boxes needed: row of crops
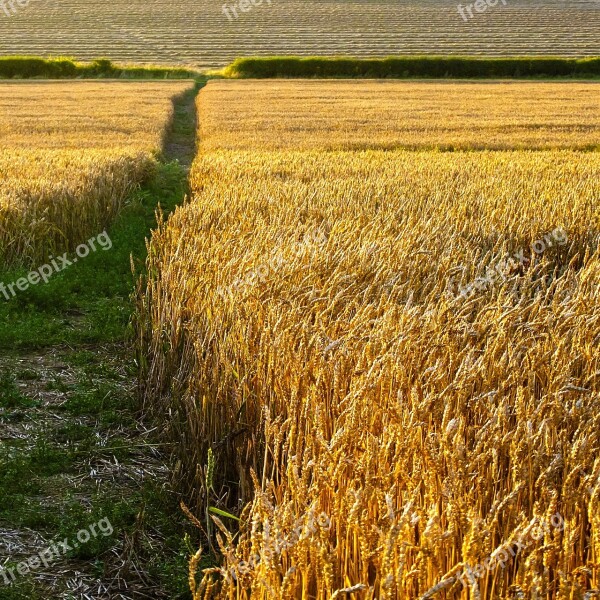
[1,0,599,68]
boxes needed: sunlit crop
[139,81,600,600]
[0,81,194,266]
[198,80,600,151]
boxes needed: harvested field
[139,82,600,599]
[0,81,194,266]
[0,0,599,69]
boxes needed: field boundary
[5,55,600,81]
[0,56,202,80]
[221,55,600,79]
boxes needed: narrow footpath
[0,82,201,600]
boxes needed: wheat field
[0,81,193,266]
[138,81,600,599]
[198,81,600,151]
[1,0,599,68]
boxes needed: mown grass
[0,162,196,594]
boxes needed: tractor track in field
[0,345,172,600]
[0,82,202,600]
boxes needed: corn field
[138,81,600,599]
[0,81,193,266]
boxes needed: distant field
[199,80,600,151]
[141,81,600,598]
[1,0,599,68]
[0,81,189,149]
[0,81,193,266]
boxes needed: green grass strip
[222,55,600,79]
[0,56,201,79]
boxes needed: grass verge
[0,159,189,349]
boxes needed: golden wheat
[140,82,600,600]
[0,81,194,266]
[198,80,600,152]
